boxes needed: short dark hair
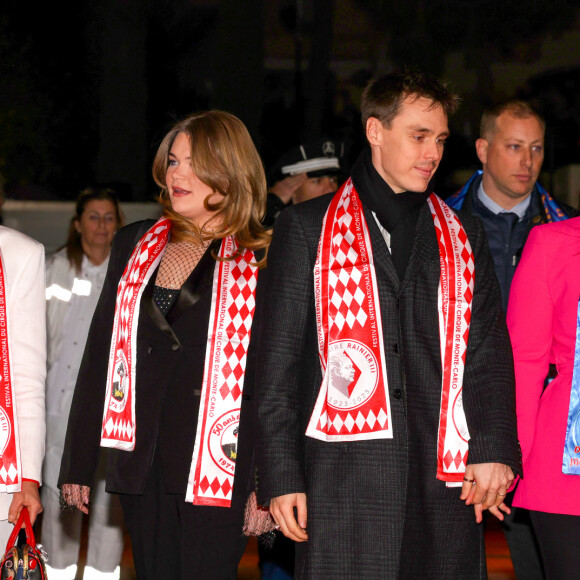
[361,71,460,130]
[480,100,545,141]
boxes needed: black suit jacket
[256,194,520,579]
[59,220,259,511]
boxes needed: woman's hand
[270,492,308,542]
[61,483,91,514]
[460,463,514,523]
[8,481,42,525]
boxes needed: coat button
[147,346,152,354]
[393,389,402,399]
[171,344,180,351]
[392,343,398,353]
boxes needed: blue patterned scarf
[563,298,580,474]
[447,170,568,223]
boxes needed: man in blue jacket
[448,100,577,579]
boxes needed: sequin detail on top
[153,285,180,316]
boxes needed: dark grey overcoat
[256,192,520,579]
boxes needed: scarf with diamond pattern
[100,219,258,506]
[307,180,475,484]
[0,249,22,492]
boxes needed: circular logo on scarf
[109,349,129,413]
[208,409,241,476]
[326,340,378,410]
[0,408,11,456]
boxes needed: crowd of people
[0,70,577,580]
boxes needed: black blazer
[59,220,260,510]
[256,194,521,579]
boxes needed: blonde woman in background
[42,187,123,579]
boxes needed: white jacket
[44,248,108,491]
[0,226,46,519]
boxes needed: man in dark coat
[447,101,578,580]
[447,100,578,313]
[256,71,521,579]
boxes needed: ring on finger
[463,477,474,483]
[497,492,507,497]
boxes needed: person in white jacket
[42,187,123,580]
[0,225,46,548]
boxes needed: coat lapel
[141,269,177,343]
[140,239,221,339]
[363,205,400,294]
[362,202,438,296]
[400,203,438,293]
[166,239,220,326]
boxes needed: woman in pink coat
[507,216,580,579]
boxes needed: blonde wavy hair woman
[153,110,270,258]
[59,110,271,579]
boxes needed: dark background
[1,0,579,201]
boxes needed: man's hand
[269,492,308,542]
[460,463,514,523]
[8,481,42,525]
[269,174,308,204]
[61,483,91,515]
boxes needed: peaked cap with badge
[273,138,346,180]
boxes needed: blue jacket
[447,171,577,312]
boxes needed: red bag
[0,507,47,579]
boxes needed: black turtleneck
[351,148,428,280]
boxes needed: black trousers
[500,493,544,580]
[529,510,580,580]
[119,455,247,580]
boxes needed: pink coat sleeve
[507,226,553,466]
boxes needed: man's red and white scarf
[307,180,475,484]
[101,219,258,506]
[0,250,22,492]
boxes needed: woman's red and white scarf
[101,219,258,506]
[0,250,22,492]
[307,180,475,484]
